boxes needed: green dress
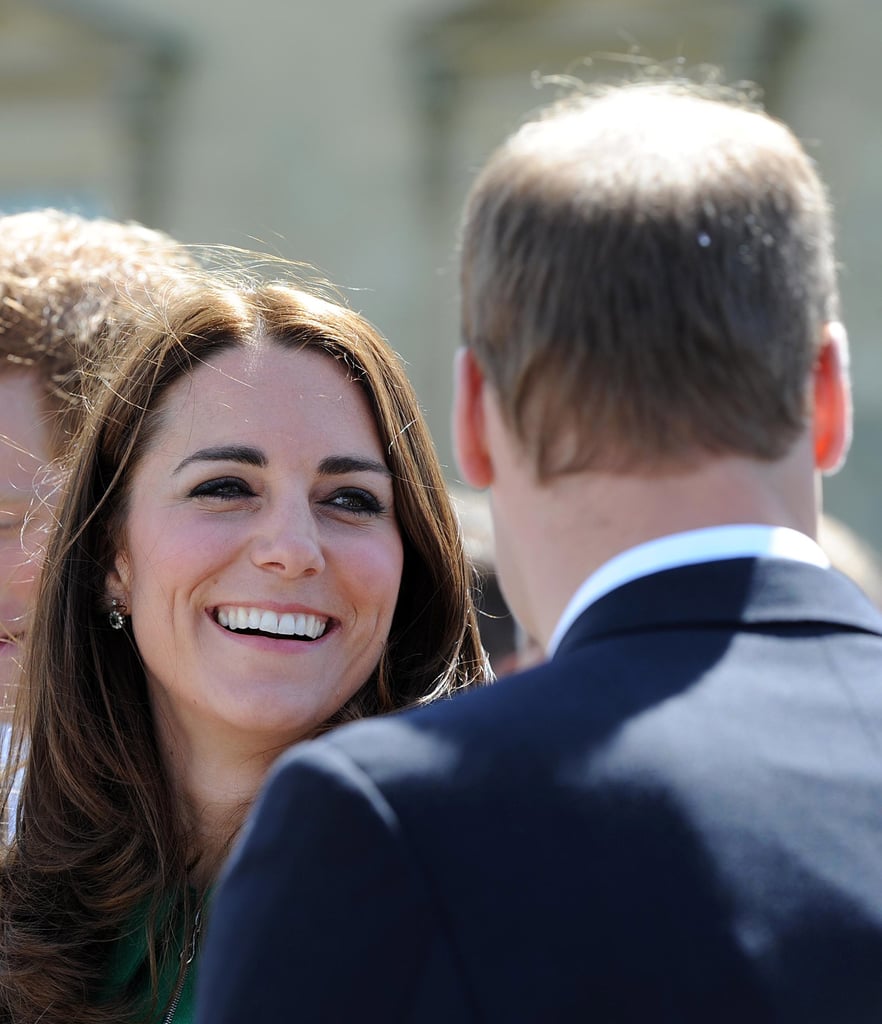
[103,900,203,1024]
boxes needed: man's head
[0,209,194,707]
[457,80,847,479]
[0,209,194,455]
[453,79,850,645]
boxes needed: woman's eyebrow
[173,444,267,475]
[318,455,391,477]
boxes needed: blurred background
[0,0,878,541]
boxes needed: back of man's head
[460,80,839,479]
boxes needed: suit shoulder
[255,670,543,828]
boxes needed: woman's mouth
[214,606,329,641]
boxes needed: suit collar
[548,526,829,655]
[554,558,882,659]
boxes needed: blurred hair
[460,78,840,478]
[0,208,195,455]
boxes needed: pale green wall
[3,0,880,543]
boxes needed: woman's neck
[152,714,288,889]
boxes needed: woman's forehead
[144,343,386,465]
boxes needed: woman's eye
[188,477,255,501]
[327,488,385,515]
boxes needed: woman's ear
[104,550,131,611]
[452,347,494,489]
[813,321,852,475]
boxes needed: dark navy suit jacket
[197,558,882,1023]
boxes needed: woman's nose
[250,503,326,578]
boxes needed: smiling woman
[111,341,407,775]
[0,276,487,1024]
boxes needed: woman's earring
[109,598,128,631]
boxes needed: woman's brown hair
[0,275,486,1022]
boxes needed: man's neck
[494,446,820,651]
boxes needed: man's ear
[452,347,494,489]
[813,321,852,475]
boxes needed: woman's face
[108,343,404,756]
[0,372,54,706]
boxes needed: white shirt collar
[546,524,830,657]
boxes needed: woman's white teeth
[217,607,327,639]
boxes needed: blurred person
[0,209,194,717]
[453,485,542,673]
[819,512,882,607]
[452,484,518,669]
[0,275,486,1023]
[199,78,882,1023]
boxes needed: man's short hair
[459,80,840,478]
